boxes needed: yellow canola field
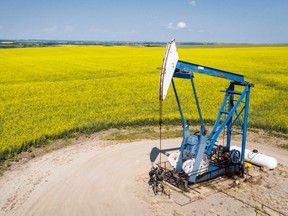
[0,45,287,159]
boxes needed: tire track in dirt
[0,138,287,216]
[0,140,159,216]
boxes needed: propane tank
[230,145,277,170]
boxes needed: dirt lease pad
[0,138,287,216]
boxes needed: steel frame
[170,60,253,183]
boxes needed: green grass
[102,126,182,142]
[0,45,287,160]
[279,144,288,150]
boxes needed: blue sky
[0,0,287,43]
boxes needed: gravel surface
[0,138,287,216]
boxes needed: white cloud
[41,26,57,33]
[165,22,188,30]
[89,27,105,33]
[189,0,196,6]
[64,25,74,32]
[166,22,176,29]
[177,22,187,29]
[197,29,205,33]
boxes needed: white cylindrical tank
[230,145,277,170]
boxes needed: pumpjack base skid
[156,157,244,191]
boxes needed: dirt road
[0,138,287,216]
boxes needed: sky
[0,0,288,43]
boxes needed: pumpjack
[153,39,254,190]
